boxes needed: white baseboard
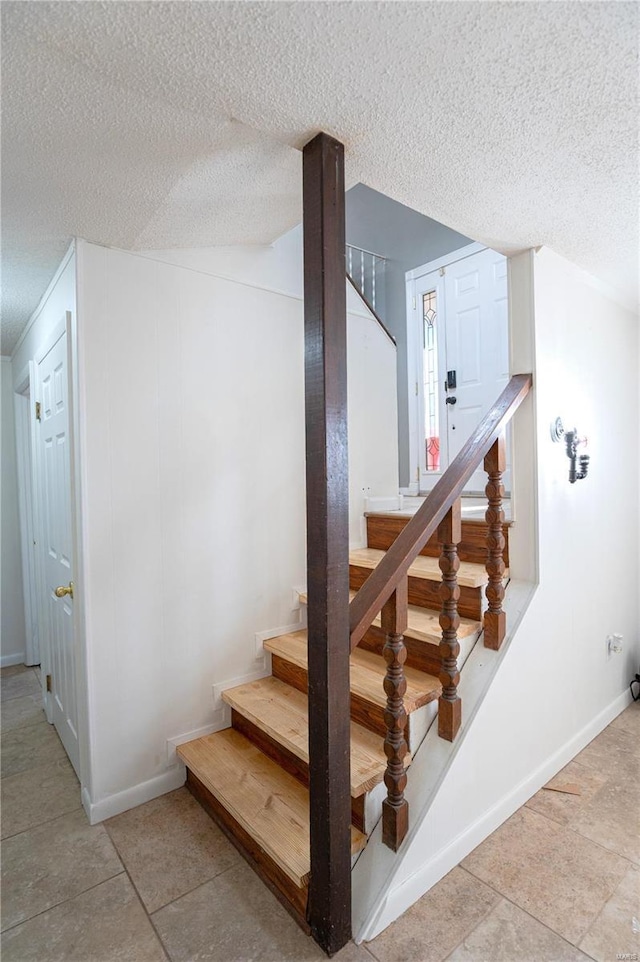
[82,766,186,825]
[163,615,306,773]
[399,484,419,497]
[84,612,306,825]
[203,619,304,730]
[356,686,633,943]
[166,720,230,765]
[291,586,307,611]
[364,495,403,514]
[1,652,26,668]
[253,619,304,661]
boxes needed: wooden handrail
[349,373,533,649]
[346,273,397,346]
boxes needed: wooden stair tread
[349,547,503,589]
[364,510,513,525]
[177,728,367,888]
[300,592,481,645]
[223,676,389,797]
[264,631,440,712]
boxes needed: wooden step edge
[364,511,513,525]
[264,633,441,713]
[349,548,502,589]
[298,592,482,645]
[177,729,311,888]
[222,676,394,797]
[269,653,439,742]
[177,729,367,888]
[185,769,309,932]
[230,707,391,813]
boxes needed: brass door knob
[54,582,74,600]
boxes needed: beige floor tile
[0,664,32,677]
[525,760,609,825]
[366,867,499,962]
[447,898,594,961]
[1,721,67,778]
[462,807,629,945]
[106,786,242,912]
[574,727,638,782]
[609,702,640,740]
[1,808,124,930]
[1,758,81,839]
[570,778,640,864]
[0,873,167,962]
[153,860,368,962]
[580,865,640,962]
[1,693,46,733]
[1,668,41,703]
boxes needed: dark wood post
[302,132,352,955]
[437,500,462,741]
[484,433,507,650]
[381,577,409,851]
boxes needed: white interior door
[36,330,80,774]
[414,247,510,494]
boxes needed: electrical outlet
[606,633,623,656]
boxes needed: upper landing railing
[346,246,396,346]
[346,273,396,345]
[347,243,385,313]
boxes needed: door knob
[445,396,457,405]
[54,582,74,600]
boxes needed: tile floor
[2,663,638,962]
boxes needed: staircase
[177,507,507,932]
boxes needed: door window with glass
[411,247,510,494]
[422,289,441,473]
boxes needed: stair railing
[346,273,396,346]
[302,129,532,954]
[346,244,387,316]
[349,373,533,851]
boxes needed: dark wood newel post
[303,132,352,955]
[484,433,507,650]
[381,577,409,851]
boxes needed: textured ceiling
[2,1,638,353]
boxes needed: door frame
[13,364,41,668]
[405,241,489,495]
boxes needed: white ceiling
[2,1,638,353]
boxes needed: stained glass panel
[423,290,440,472]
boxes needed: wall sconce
[551,417,590,483]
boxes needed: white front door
[413,246,510,493]
[36,330,80,774]
[443,248,510,492]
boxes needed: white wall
[348,285,399,547]
[354,247,640,940]
[1,357,27,665]
[77,230,398,819]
